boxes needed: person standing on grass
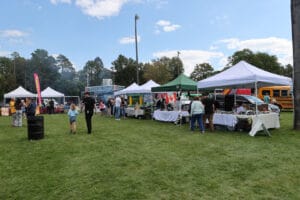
[25,97,36,118]
[49,99,55,114]
[82,92,95,134]
[120,97,126,118]
[9,98,16,126]
[15,98,23,127]
[202,94,215,132]
[68,103,79,134]
[190,96,205,133]
[99,100,106,115]
[114,95,121,120]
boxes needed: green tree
[153,56,184,80]
[56,54,75,80]
[169,56,184,79]
[281,64,293,78]
[28,49,60,91]
[0,57,16,99]
[190,63,214,81]
[83,57,104,86]
[227,49,282,74]
[143,61,173,85]
[11,52,27,87]
[112,55,140,86]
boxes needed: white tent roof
[197,61,292,89]
[4,86,36,98]
[130,80,160,94]
[41,87,64,98]
[114,82,140,96]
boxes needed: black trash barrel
[27,116,44,140]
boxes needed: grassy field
[0,112,300,200]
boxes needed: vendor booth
[125,80,160,118]
[41,87,65,113]
[2,86,37,116]
[151,74,197,123]
[114,81,160,118]
[41,87,64,98]
[4,86,36,99]
[197,60,292,136]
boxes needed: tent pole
[234,88,236,111]
[255,82,258,115]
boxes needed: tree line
[0,48,292,101]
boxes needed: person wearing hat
[82,92,95,134]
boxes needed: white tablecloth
[213,113,238,127]
[153,110,190,122]
[248,113,280,136]
[125,107,144,118]
[212,112,280,136]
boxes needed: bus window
[273,90,280,97]
[281,90,288,97]
[262,90,270,96]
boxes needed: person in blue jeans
[68,103,79,134]
[114,96,121,120]
[190,96,205,133]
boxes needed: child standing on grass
[68,103,79,134]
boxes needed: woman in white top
[190,96,205,133]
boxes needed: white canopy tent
[197,61,292,90]
[197,60,293,120]
[114,82,140,96]
[4,86,36,99]
[41,87,65,105]
[41,87,64,98]
[130,80,160,94]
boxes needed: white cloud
[50,0,72,4]
[219,37,292,65]
[156,20,181,33]
[209,15,229,25]
[75,0,128,19]
[0,30,27,38]
[0,50,11,57]
[119,35,140,44]
[156,20,170,26]
[153,50,224,76]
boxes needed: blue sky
[0,0,292,75]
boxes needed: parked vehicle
[257,86,293,110]
[212,94,280,113]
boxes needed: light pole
[135,14,139,84]
[177,51,181,75]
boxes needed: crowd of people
[9,97,37,127]
[153,94,217,134]
[8,91,267,135]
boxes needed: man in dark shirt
[25,97,36,118]
[82,92,95,134]
[202,95,215,132]
[49,99,55,114]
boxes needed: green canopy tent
[151,74,197,92]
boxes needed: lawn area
[0,112,300,200]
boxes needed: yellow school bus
[258,86,293,109]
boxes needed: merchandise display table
[153,110,190,122]
[125,107,145,118]
[212,112,280,136]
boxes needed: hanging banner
[34,73,42,106]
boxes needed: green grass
[0,112,300,200]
